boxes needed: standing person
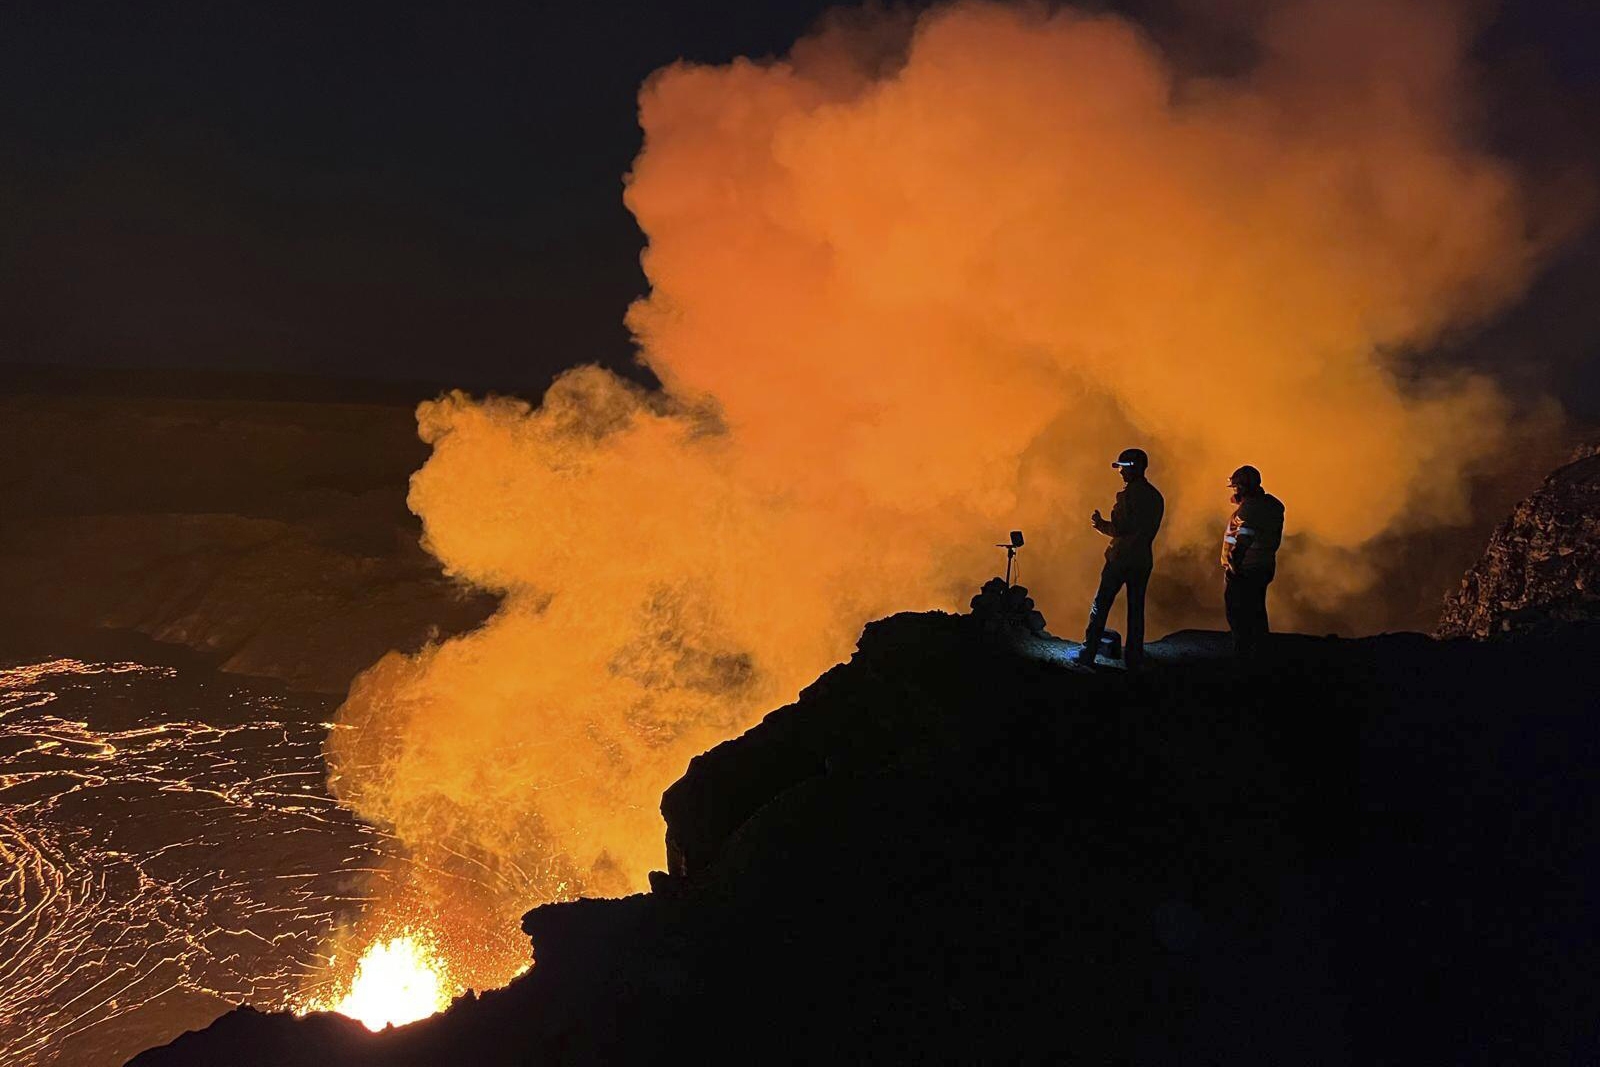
[1078,448,1164,670]
[1220,465,1285,656]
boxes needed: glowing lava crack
[0,656,438,1067]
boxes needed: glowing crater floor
[0,653,402,1067]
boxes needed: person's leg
[1124,566,1150,667]
[1258,573,1273,637]
[1224,572,1244,652]
[1244,573,1272,656]
[1233,573,1268,656]
[1081,563,1125,663]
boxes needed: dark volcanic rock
[1438,443,1600,639]
[967,576,1048,635]
[130,613,1600,1066]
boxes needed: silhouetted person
[1078,448,1164,670]
[1221,465,1285,656]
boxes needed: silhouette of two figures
[1072,450,1284,668]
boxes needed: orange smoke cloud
[322,0,1562,989]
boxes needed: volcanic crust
[130,603,1600,1065]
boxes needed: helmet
[1112,447,1149,472]
[1228,465,1262,491]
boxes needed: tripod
[995,530,1024,586]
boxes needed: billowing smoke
[322,0,1568,989]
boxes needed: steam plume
[322,0,1565,988]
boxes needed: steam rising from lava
[322,0,1569,991]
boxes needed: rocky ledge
[132,606,1600,1065]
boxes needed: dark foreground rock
[1439,443,1600,639]
[131,613,1600,1066]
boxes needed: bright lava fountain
[309,933,456,1031]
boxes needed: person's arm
[1226,532,1254,573]
[1092,494,1125,537]
[1224,501,1259,572]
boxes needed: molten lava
[311,933,456,1032]
[0,656,415,1067]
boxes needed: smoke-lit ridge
[321,0,1567,990]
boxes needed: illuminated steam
[322,0,1566,989]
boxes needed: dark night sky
[3,0,1599,414]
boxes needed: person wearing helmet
[1221,465,1285,656]
[1077,447,1164,670]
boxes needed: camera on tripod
[995,530,1024,586]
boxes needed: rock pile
[968,577,1048,635]
[1438,443,1600,639]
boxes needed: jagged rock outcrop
[1439,444,1600,639]
[131,612,1600,1066]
